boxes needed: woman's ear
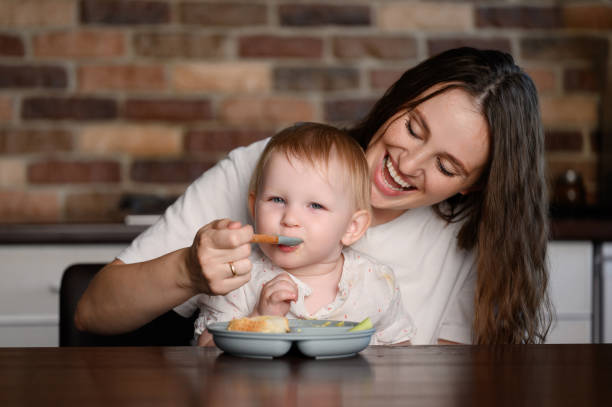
[341,209,371,246]
[248,192,256,221]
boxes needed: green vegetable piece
[348,317,373,332]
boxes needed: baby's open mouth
[383,155,415,192]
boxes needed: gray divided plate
[207,319,375,359]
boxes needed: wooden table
[1,345,611,406]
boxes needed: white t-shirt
[118,138,477,344]
[187,247,415,345]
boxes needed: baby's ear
[341,209,371,246]
[248,192,256,220]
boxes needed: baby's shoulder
[341,248,398,300]
[342,247,396,281]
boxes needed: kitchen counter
[1,217,612,244]
[0,223,148,244]
[2,220,605,244]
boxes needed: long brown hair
[348,47,553,344]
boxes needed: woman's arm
[75,219,253,335]
[75,251,193,335]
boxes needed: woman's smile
[382,155,415,192]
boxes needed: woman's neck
[370,207,405,226]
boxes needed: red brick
[477,6,561,29]
[0,190,61,223]
[123,99,212,122]
[80,0,170,25]
[379,3,472,31]
[33,30,126,58]
[0,97,12,122]
[0,129,73,153]
[79,124,182,156]
[370,69,405,90]
[28,160,120,184]
[0,159,26,187]
[0,34,24,56]
[274,67,359,91]
[172,63,270,93]
[220,97,316,126]
[545,130,583,152]
[185,129,273,153]
[540,95,598,127]
[521,37,608,61]
[130,159,216,183]
[563,5,612,29]
[333,36,416,59]
[179,3,267,26]
[427,38,512,57]
[564,67,602,92]
[0,0,76,28]
[65,192,124,222]
[239,36,323,58]
[279,4,370,26]
[524,67,557,94]
[22,97,117,120]
[134,32,226,58]
[324,98,377,124]
[0,65,67,88]
[78,64,166,91]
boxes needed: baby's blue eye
[310,202,324,210]
[270,197,285,204]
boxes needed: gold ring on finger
[229,261,237,277]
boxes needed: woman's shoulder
[227,137,270,162]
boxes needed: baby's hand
[253,273,298,317]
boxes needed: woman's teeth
[384,156,413,191]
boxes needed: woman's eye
[436,158,456,177]
[405,119,420,139]
[309,202,324,210]
[270,197,285,204]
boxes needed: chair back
[59,263,196,346]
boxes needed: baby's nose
[281,206,300,227]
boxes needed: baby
[195,122,414,345]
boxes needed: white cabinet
[0,241,595,346]
[0,244,126,347]
[545,241,593,343]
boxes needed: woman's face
[365,87,490,224]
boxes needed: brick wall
[0,0,610,223]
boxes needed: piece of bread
[226,315,289,333]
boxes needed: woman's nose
[397,148,426,178]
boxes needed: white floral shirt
[191,247,415,345]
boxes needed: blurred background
[1,0,612,346]
[0,0,610,223]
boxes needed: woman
[75,47,552,344]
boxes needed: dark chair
[59,263,197,346]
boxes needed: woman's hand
[185,218,254,295]
[252,273,298,317]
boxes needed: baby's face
[253,151,356,274]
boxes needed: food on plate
[226,315,290,333]
[348,317,373,332]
